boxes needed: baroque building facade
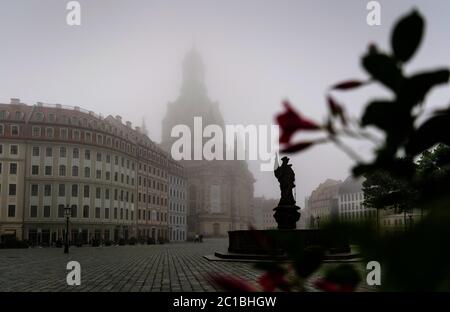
[161,49,255,238]
[338,176,377,223]
[305,179,342,228]
[0,99,174,244]
[168,157,188,241]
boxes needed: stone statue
[274,156,296,206]
[273,156,300,229]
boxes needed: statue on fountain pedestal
[273,156,300,229]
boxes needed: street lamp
[64,205,71,254]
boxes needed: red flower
[276,101,321,144]
[209,274,257,292]
[314,278,356,292]
[331,80,366,90]
[327,96,347,126]
[258,271,289,292]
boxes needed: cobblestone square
[0,239,374,292]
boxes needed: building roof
[338,176,365,194]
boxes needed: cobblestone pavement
[0,239,376,292]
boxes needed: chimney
[10,98,20,105]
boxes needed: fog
[1,0,449,204]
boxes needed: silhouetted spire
[181,47,206,95]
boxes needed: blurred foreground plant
[211,9,450,292]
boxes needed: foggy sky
[1,0,449,204]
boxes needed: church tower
[161,48,255,238]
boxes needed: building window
[0,124,3,135]
[44,127,53,139]
[9,184,16,196]
[32,146,40,156]
[59,165,66,176]
[105,208,110,219]
[85,150,90,160]
[30,205,38,218]
[44,185,51,197]
[8,205,16,217]
[31,184,39,196]
[43,205,50,218]
[10,145,18,155]
[32,126,41,137]
[58,184,65,197]
[85,132,92,142]
[95,207,101,218]
[45,147,52,157]
[114,208,118,219]
[71,184,78,197]
[32,165,39,175]
[73,130,80,141]
[84,185,90,198]
[96,187,101,199]
[60,128,68,140]
[106,171,111,180]
[83,205,89,218]
[96,170,101,179]
[9,163,17,175]
[71,205,77,218]
[11,125,19,136]
[96,152,102,162]
[97,135,103,145]
[59,147,67,158]
[72,166,79,177]
[72,148,79,159]
[58,205,64,218]
[48,113,56,123]
[106,154,111,163]
[105,189,110,200]
[45,166,52,176]
[84,167,90,178]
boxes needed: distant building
[297,196,310,229]
[251,197,278,230]
[168,157,188,241]
[161,48,254,238]
[379,208,423,232]
[338,176,377,223]
[306,179,342,228]
[0,99,175,244]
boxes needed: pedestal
[212,229,353,261]
[273,205,300,230]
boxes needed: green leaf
[362,52,403,91]
[399,69,450,106]
[361,100,411,132]
[405,109,450,155]
[391,10,424,63]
